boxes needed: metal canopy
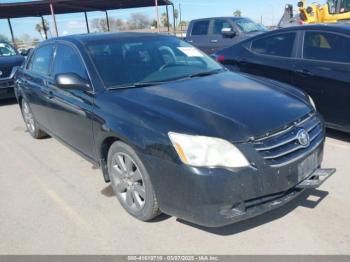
[0,0,172,19]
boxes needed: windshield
[86,36,223,88]
[234,18,267,33]
[0,43,17,57]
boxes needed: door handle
[211,39,218,43]
[238,59,248,65]
[40,88,53,99]
[294,69,314,77]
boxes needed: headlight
[308,95,316,111]
[168,132,249,168]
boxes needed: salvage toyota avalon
[14,33,335,227]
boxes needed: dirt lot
[0,98,349,255]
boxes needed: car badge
[0,70,3,77]
[297,129,310,148]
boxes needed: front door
[47,43,96,159]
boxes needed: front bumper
[141,138,334,227]
[0,79,15,99]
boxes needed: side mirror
[55,73,90,91]
[221,28,236,38]
[20,49,29,56]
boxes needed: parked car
[213,24,350,133]
[15,33,334,227]
[185,17,267,54]
[0,42,25,100]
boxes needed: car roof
[38,32,175,46]
[274,23,350,34]
[189,17,249,22]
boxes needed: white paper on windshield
[0,43,5,48]
[177,47,203,57]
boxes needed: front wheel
[107,141,161,221]
[21,99,47,139]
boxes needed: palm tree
[35,19,50,40]
[233,9,242,17]
[173,9,179,26]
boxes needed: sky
[0,0,301,41]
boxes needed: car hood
[109,72,312,142]
[0,55,25,67]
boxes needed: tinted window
[0,43,16,57]
[29,45,54,76]
[52,44,87,80]
[251,33,296,57]
[340,0,350,12]
[191,20,209,36]
[303,31,350,63]
[87,36,222,88]
[213,20,232,34]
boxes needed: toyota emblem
[297,129,310,148]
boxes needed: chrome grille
[253,114,324,167]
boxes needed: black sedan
[213,24,350,133]
[15,33,334,227]
[0,42,25,99]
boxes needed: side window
[303,31,350,63]
[340,0,350,12]
[213,20,233,35]
[28,45,54,76]
[191,20,209,36]
[251,33,296,58]
[52,44,88,80]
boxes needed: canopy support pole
[84,12,90,33]
[154,0,160,32]
[105,11,110,32]
[41,16,48,40]
[7,18,15,46]
[49,0,58,37]
[171,4,176,35]
[166,5,170,33]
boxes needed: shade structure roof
[0,0,173,19]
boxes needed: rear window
[303,31,350,63]
[251,33,296,58]
[191,20,209,36]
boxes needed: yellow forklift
[279,0,350,27]
[298,0,350,24]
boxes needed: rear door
[21,44,54,129]
[208,18,238,53]
[292,30,350,131]
[239,31,298,84]
[47,42,96,159]
[186,19,211,54]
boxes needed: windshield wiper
[108,69,225,90]
[108,81,166,90]
[187,69,225,79]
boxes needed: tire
[107,141,161,221]
[21,99,47,139]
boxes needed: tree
[35,19,50,39]
[128,13,151,30]
[233,9,242,17]
[173,9,179,26]
[151,19,158,28]
[161,12,171,27]
[0,34,9,42]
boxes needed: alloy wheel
[22,101,35,134]
[110,152,146,211]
